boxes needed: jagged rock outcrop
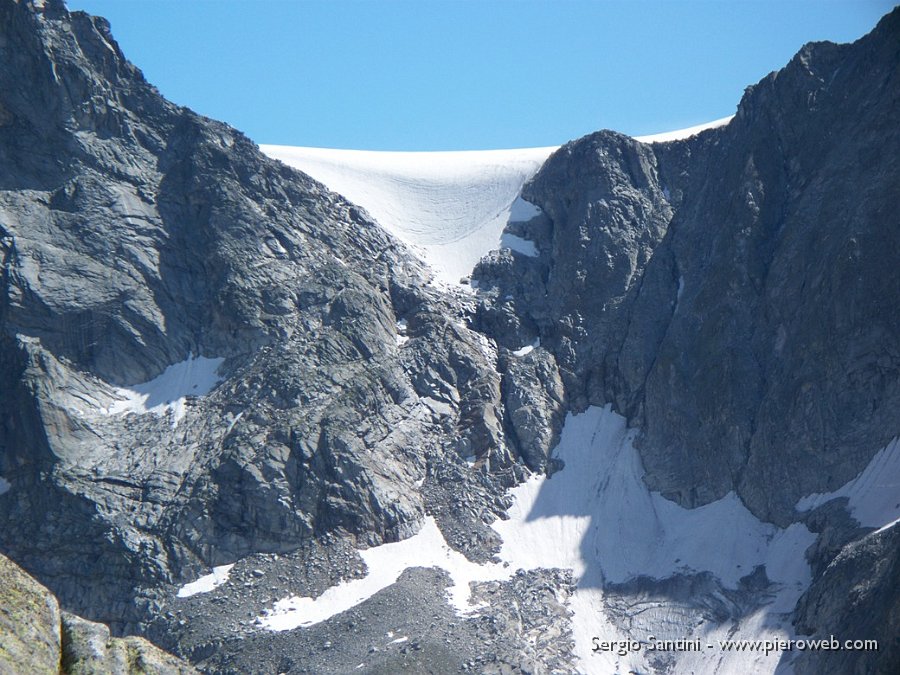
[0,552,195,674]
[474,10,900,670]
[61,611,198,675]
[0,551,61,673]
[792,524,900,675]
[499,347,566,471]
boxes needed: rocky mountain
[486,23,900,524]
[1,0,898,673]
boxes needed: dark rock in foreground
[0,552,195,674]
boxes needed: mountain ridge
[1,1,898,673]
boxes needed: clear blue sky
[66,0,895,150]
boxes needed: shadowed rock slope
[479,8,900,525]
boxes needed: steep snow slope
[261,118,734,285]
[260,145,555,285]
[492,406,815,674]
[633,115,734,143]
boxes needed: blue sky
[67,0,894,150]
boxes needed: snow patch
[260,145,556,286]
[103,355,224,428]
[395,319,409,346]
[490,406,816,673]
[508,196,542,222]
[500,232,538,257]
[796,436,900,529]
[256,516,509,631]
[512,339,540,357]
[0,476,10,496]
[633,115,734,143]
[177,564,235,598]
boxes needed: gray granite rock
[0,552,61,674]
[792,524,900,675]
[62,611,198,675]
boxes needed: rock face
[1,1,899,674]
[478,9,900,526]
[793,525,900,675]
[472,9,900,671]
[61,612,198,675]
[0,553,195,674]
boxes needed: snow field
[494,407,812,589]
[491,406,815,673]
[260,145,555,285]
[261,118,735,286]
[256,516,512,631]
[633,115,734,143]
[253,406,875,674]
[252,121,895,674]
[248,404,896,672]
